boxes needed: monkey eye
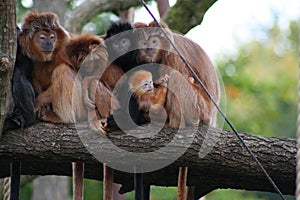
[50,34,55,39]
[39,34,46,40]
[120,38,129,46]
[113,42,119,47]
[91,44,98,49]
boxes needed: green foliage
[208,19,298,200]
[216,20,298,138]
[82,13,118,35]
[20,181,32,200]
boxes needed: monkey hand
[155,74,169,86]
[85,97,96,111]
[188,76,195,84]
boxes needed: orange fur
[19,10,70,95]
[129,70,168,119]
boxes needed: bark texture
[0,0,17,138]
[0,122,296,198]
[163,0,218,34]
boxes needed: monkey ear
[21,26,30,34]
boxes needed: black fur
[3,27,36,133]
[105,21,138,72]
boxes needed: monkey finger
[85,98,96,110]
[187,77,195,84]
[164,74,169,82]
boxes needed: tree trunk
[0,0,17,138]
[0,123,296,199]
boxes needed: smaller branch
[163,0,218,34]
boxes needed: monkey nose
[145,48,156,55]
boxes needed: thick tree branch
[64,0,151,33]
[163,0,218,34]
[0,0,17,138]
[0,122,295,198]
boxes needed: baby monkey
[105,70,169,130]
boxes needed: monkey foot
[89,119,106,134]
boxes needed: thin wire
[139,0,286,199]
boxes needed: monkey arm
[34,87,52,111]
[82,77,97,110]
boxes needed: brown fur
[134,21,221,200]
[134,21,220,128]
[100,62,125,90]
[35,34,113,200]
[35,34,111,129]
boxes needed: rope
[139,0,286,199]
[3,178,10,200]
[295,24,300,200]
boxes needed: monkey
[134,21,220,127]
[104,21,138,74]
[103,21,164,200]
[3,27,36,133]
[133,21,221,200]
[34,33,110,128]
[18,10,70,97]
[34,33,114,200]
[105,70,169,130]
[79,39,119,132]
[1,26,37,200]
[128,70,169,123]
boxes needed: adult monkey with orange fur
[18,10,70,96]
[134,21,220,200]
[34,34,112,200]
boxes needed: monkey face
[140,78,154,93]
[112,38,131,55]
[135,24,173,63]
[129,70,154,95]
[137,35,161,62]
[34,31,56,56]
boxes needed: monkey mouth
[42,51,52,55]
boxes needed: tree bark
[0,122,296,198]
[163,0,218,34]
[0,0,17,138]
[64,0,217,34]
[64,0,151,33]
